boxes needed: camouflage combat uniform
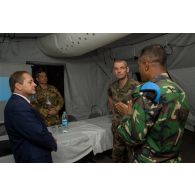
[109,76,139,162]
[118,73,190,163]
[34,85,64,127]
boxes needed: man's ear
[15,83,22,91]
[145,62,149,71]
[127,67,129,73]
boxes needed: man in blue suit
[4,71,57,163]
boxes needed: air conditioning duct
[37,33,129,57]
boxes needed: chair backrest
[0,123,7,136]
[67,115,77,122]
[0,140,12,157]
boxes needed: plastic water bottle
[61,111,68,132]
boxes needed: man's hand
[48,107,59,116]
[115,100,132,116]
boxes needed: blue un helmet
[140,81,161,104]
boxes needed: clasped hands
[114,100,132,116]
[48,106,60,116]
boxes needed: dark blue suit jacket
[4,94,57,163]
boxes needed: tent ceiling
[0,33,166,57]
[102,33,166,49]
[37,33,130,57]
[0,33,51,39]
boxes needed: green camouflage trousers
[112,124,134,163]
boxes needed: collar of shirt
[151,73,170,83]
[116,76,131,90]
[13,93,31,104]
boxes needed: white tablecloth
[0,115,113,163]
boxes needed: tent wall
[63,33,195,124]
[0,38,114,120]
[0,38,68,64]
[0,38,69,122]
[64,57,113,119]
[0,34,195,130]
[107,33,195,130]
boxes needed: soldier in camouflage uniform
[108,59,139,162]
[33,70,64,127]
[118,44,190,162]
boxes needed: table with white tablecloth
[0,115,113,163]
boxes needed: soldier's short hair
[35,69,46,78]
[139,44,167,66]
[114,59,128,67]
[9,71,29,92]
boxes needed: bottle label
[62,119,68,128]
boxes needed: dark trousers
[15,154,53,163]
